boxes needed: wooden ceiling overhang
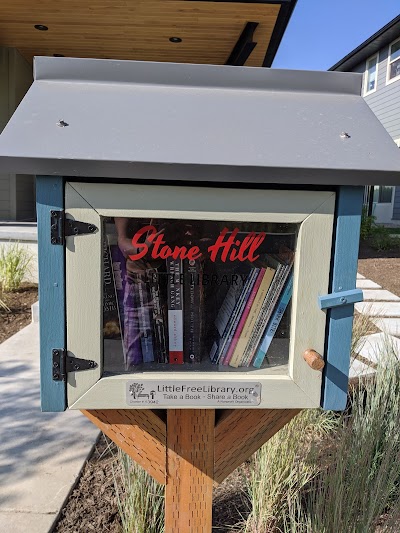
[0,0,297,67]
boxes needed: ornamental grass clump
[0,243,32,291]
[298,342,400,533]
[244,409,339,533]
[114,449,164,533]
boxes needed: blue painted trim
[322,186,364,410]
[319,289,363,310]
[36,176,66,412]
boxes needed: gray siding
[393,186,400,220]
[0,48,33,221]
[355,42,400,222]
[0,176,11,219]
[356,43,400,140]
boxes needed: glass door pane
[102,217,298,375]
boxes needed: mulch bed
[0,284,38,343]
[358,241,400,297]
[55,435,122,533]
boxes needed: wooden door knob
[303,349,325,371]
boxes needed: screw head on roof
[57,119,69,128]
[340,132,351,139]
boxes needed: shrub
[0,243,32,291]
[360,207,376,240]
[369,225,399,251]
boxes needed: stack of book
[104,228,295,370]
[209,253,294,368]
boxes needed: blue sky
[273,0,400,70]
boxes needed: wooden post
[165,409,215,532]
[82,407,300,532]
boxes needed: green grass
[113,449,164,533]
[0,243,32,291]
[294,345,400,533]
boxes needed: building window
[364,54,378,94]
[373,186,393,204]
[387,38,400,83]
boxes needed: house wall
[0,47,34,221]
[394,187,400,220]
[353,41,400,221]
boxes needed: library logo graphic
[129,383,156,400]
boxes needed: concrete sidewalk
[0,323,99,532]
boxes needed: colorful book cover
[223,268,265,366]
[147,268,168,364]
[184,259,203,363]
[228,267,275,368]
[252,273,294,368]
[167,258,184,364]
[242,254,293,365]
[136,274,155,363]
[219,268,259,365]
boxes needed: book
[209,273,244,363]
[252,273,294,368]
[110,243,126,337]
[228,267,275,368]
[136,274,155,363]
[102,237,121,340]
[184,259,203,363]
[223,267,266,366]
[122,280,143,368]
[241,253,294,366]
[218,268,260,365]
[147,268,168,364]
[167,258,184,364]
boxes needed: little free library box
[1,57,399,413]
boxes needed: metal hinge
[52,349,97,381]
[51,210,97,245]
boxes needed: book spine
[123,280,143,368]
[214,270,254,364]
[209,276,244,363]
[228,267,275,368]
[110,243,126,336]
[136,275,155,363]
[147,269,168,364]
[224,268,265,366]
[252,274,294,368]
[102,237,121,339]
[219,268,259,365]
[184,259,203,363]
[243,263,292,365]
[167,258,184,364]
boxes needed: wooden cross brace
[82,408,300,532]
